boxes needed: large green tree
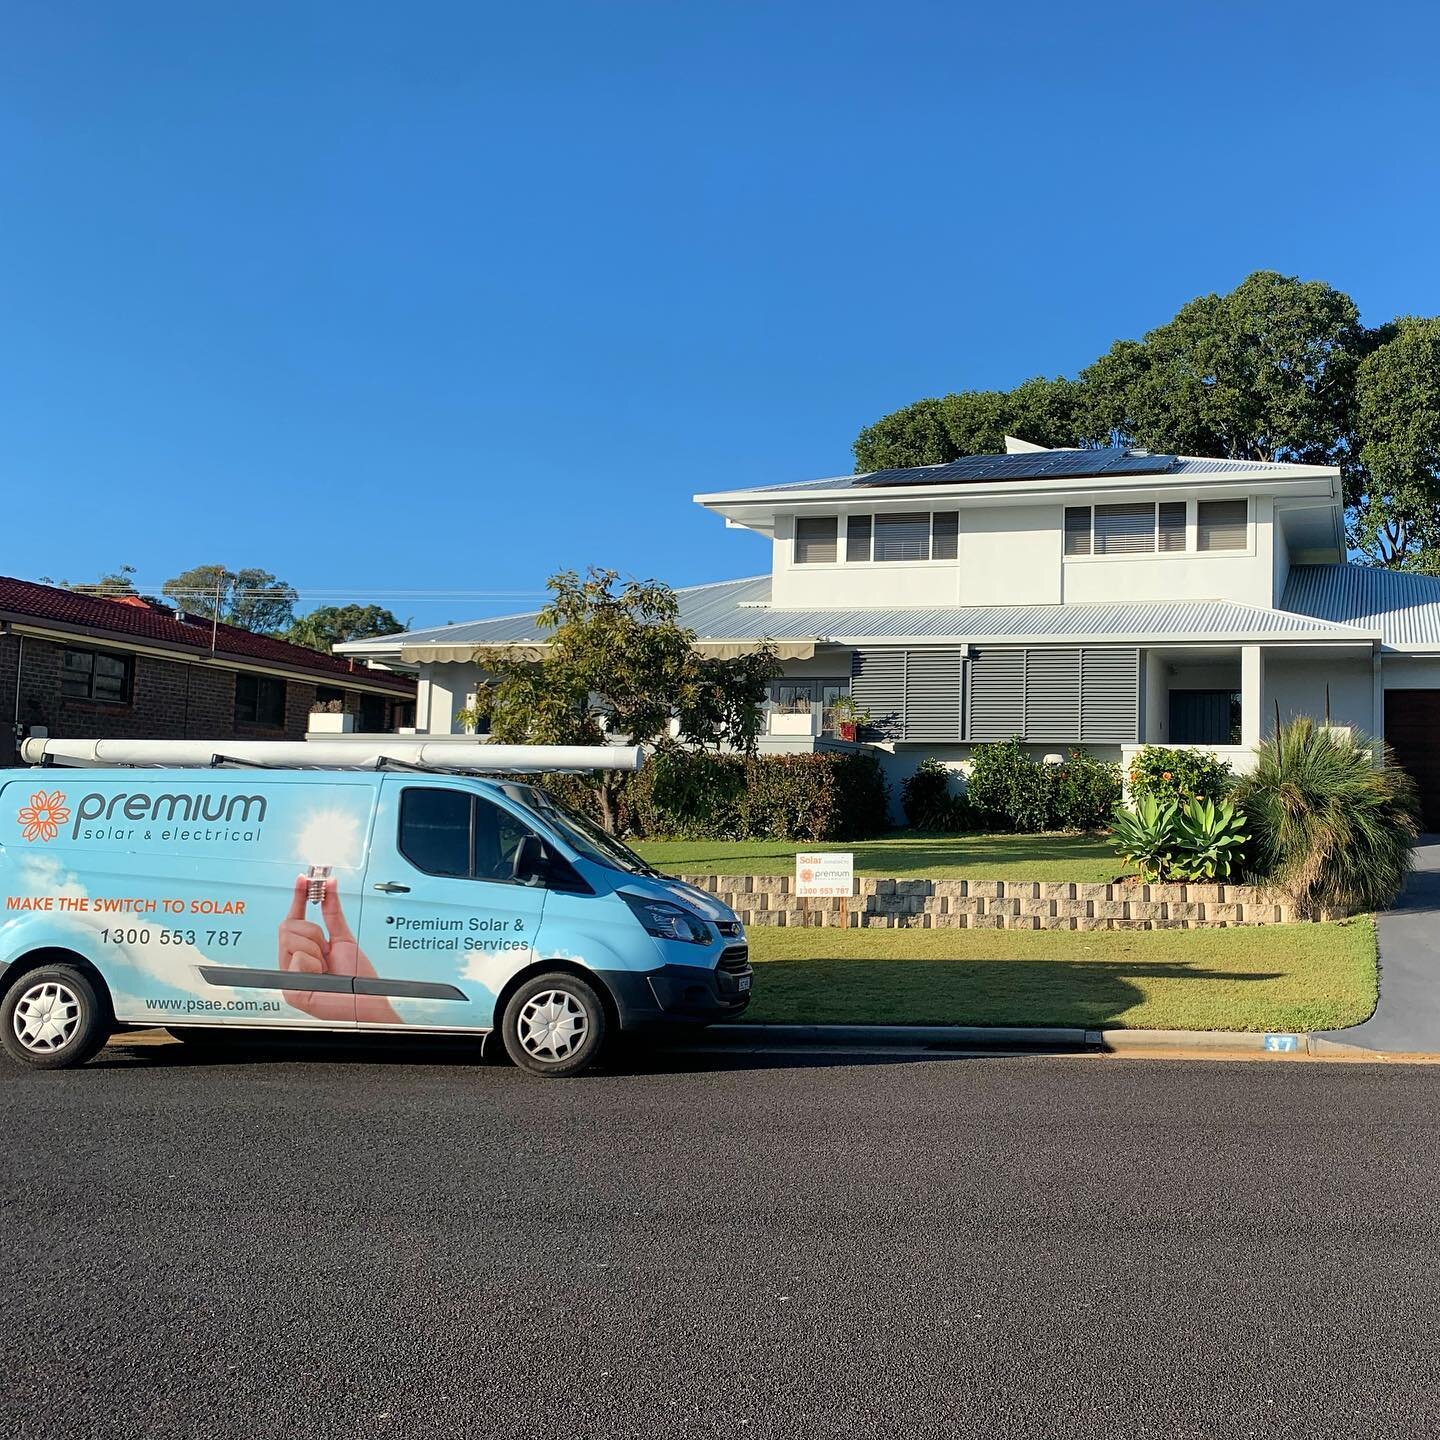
[463,568,780,833]
[285,604,407,652]
[1350,317,1440,571]
[162,565,299,633]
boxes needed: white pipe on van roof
[18,738,645,773]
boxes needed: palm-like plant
[1233,718,1420,917]
[1170,797,1249,882]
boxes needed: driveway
[1321,835,1440,1053]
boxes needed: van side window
[399,788,472,877]
[398,787,543,884]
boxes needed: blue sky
[3,1,1438,630]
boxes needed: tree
[853,377,1096,471]
[461,568,780,833]
[162,565,298,633]
[285,604,408,652]
[1350,317,1440,570]
[1080,271,1370,465]
[38,564,140,596]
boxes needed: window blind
[1158,502,1187,552]
[1197,500,1247,551]
[1093,503,1156,555]
[931,512,959,561]
[873,512,931,562]
[1063,507,1092,556]
[794,516,838,564]
[846,515,872,562]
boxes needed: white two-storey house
[341,441,1440,826]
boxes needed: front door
[1386,691,1440,832]
[354,779,550,1030]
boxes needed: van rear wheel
[501,972,607,1077]
[1,964,111,1070]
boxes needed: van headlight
[621,893,711,945]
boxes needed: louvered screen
[967,649,1026,741]
[873,512,932,562]
[1080,648,1140,743]
[1022,650,1082,742]
[1197,500,1247,552]
[1093,503,1156,555]
[903,649,965,740]
[851,649,907,738]
[1158,502,1187,552]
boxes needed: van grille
[718,946,750,974]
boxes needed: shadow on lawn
[746,957,1285,1029]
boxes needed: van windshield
[497,784,659,876]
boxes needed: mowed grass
[740,918,1378,1032]
[633,832,1117,882]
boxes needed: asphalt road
[4,1037,1440,1440]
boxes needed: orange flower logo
[17,790,69,843]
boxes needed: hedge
[546,749,890,842]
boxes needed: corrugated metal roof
[1283,563,1440,650]
[711,452,1330,497]
[374,574,1374,652]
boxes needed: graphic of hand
[278,876,400,1025]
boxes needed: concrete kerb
[700,1024,1435,1062]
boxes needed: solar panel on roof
[858,448,1178,487]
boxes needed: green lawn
[740,918,1378,1033]
[633,831,1117,882]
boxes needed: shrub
[901,759,973,831]
[1127,745,1233,806]
[1232,718,1419,917]
[965,738,1054,832]
[600,748,890,842]
[1050,748,1123,832]
[1110,795,1178,882]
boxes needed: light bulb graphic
[306,864,332,905]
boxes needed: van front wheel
[2,964,111,1070]
[501,972,608,1077]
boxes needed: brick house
[0,576,415,765]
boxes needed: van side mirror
[512,834,549,887]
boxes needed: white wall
[1263,655,1376,733]
[418,661,488,735]
[956,506,1061,605]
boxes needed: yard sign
[795,852,854,899]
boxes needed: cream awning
[400,639,816,664]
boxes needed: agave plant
[1170,797,1249,882]
[1110,794,1178,882]
[1232,718,1420,917]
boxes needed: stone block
[986,897,1021,917]
[1041,882,1075,901]
[1185,885,1223,904]
[1011,915,1040,931]
[932,880,967,898]
[968,880,1002,898]
[1019,897,1053,918]
[1039,915,1075,930]
[1208,903,1243,924]
[1167,902,1204,922]
[873,878,896,897]
[1056,899,1092,920]
[949,896,984,917]
[1126,901,1162,922]
[969,913,1002,928]
[1091,900,1127,921]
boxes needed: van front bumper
[599,952,753,1030]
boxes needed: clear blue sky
[3,1,1438,630]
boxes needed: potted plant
[830,696,870,742]
[308,697,355,734]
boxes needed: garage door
[1385,690,1440,832]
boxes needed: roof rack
[17,738,645,775]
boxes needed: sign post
[795,852,855,928]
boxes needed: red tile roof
[0,575,414,693]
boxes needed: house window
[234,674,286,728]
[846,515,872,562]
[1158,502,1187,552]
[1197,499,1248,551]
[794,516,838,564]
[1063,507,1092,556]
[873,512,932,562]
[931,512,959,561]
[358,693,388,732]
[1093,502,1157,555]
[61,648,133,704]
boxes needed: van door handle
[372,881,411,894]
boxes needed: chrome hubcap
[517,989,588,1062]
[14,981,82,1054]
